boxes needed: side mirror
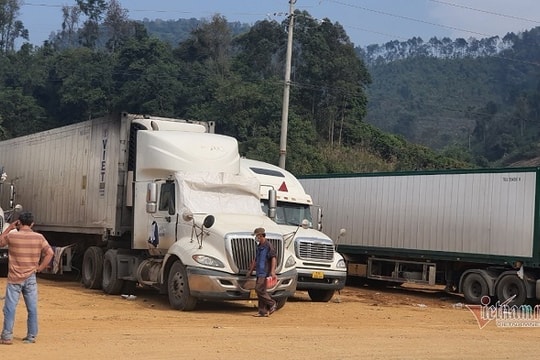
[203,215,215,228]
[9,184,15,209]
[146,183,157,213]
[268,189,277,219]
[335,228,346,251]
[316,207,323,231]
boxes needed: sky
[16,0,540,48]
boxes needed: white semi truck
[0,112,297,310]
[240,158,347,302]
[300,168,540,306]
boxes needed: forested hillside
[360,28,540,167]
[0,1,469,175]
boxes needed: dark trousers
[255,276,276,314]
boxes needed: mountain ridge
[357,34,516,66]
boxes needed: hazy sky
[17,0,540,47]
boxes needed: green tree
[112,36,180,114]
[0,0,28,54]
[291,11,371,145]
[0,88,45,137]
[76,0,107,48]
[175,14,232,78]
[233,20,285,79]
[103,0,133,53]
[49,47,114,121]
[56,4,82,49]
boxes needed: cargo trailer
[300,168,540,306]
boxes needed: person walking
[247,227,277,317]
[0,211,54,345]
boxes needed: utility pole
[278,0,296,169]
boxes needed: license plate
[312,271,324,279]
[250,289,257,299]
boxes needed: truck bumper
[186,266,297,300]
[295,268,347,291]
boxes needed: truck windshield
[176,171,263,215]
[261,201,313,227]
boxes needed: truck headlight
[336,258,346,269]
[192,255,224,268]
[285,255,296,267]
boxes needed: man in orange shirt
[0,211,54,344]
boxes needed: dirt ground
[0,276,538,360]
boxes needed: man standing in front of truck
[247,227,277,317]
[0,211,54,344]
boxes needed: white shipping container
[300,170,537,258]
[0,117,124,234]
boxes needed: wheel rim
[504,284,519,298]
[470,281,482,297]
[171,270,186,298]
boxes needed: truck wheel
[102,250,124,295]
[274,297,287,310]
[82,246,103,289]
[307,289,335,302]
[168,261,197,311]
[462,273,489,304]
[496,275,526,306]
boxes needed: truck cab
[109,117,297,310]
[240,158,346,302]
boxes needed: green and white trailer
[300,167,540,306]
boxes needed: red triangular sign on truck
[278,181,288,192]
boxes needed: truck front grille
[230,236,283,272]
[297,240,334,261]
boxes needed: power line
[22,2,268,18]
[428,0,540,25]
[323,0,492,38]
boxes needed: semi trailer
[0,112,297,310]
[300,167,540,306]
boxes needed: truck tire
[274,297,287,310]
[102,250,124,295]
[307,289,335,302]
[462,273,489,304]
[168,261,197,311]
[496,275,527,306]
[82,246,103,289]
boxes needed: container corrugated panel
[0,115,122,234]
[300,170,537,258]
